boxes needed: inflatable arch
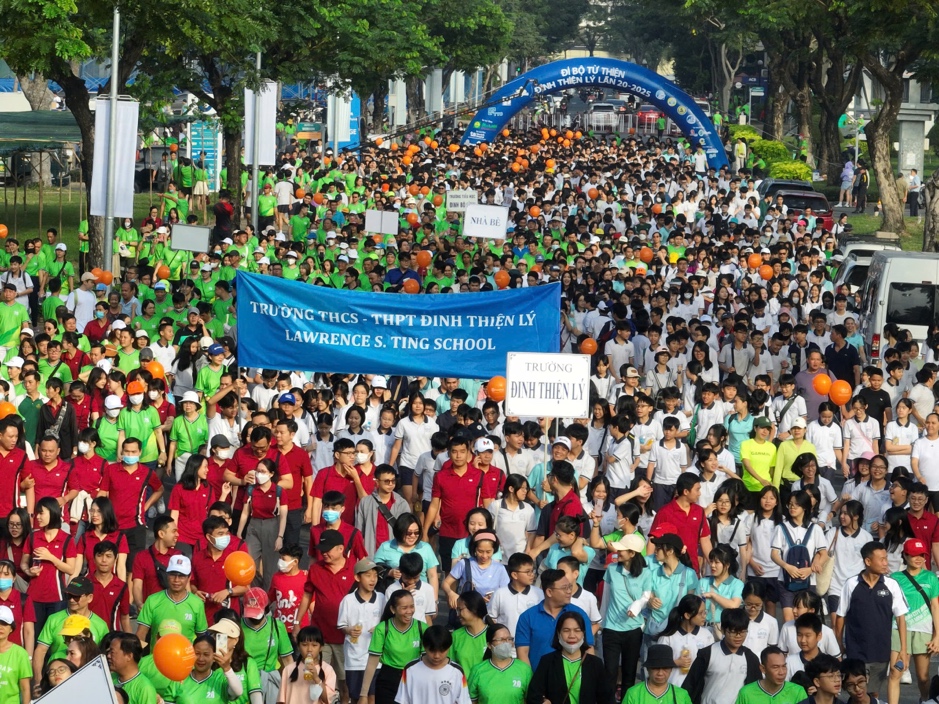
[462,57,729,171]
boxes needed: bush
[750,139,791,166]
[928,122,939,157]
[768,160,813,180]
[728,125,761,143]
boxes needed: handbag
[447,558,474,629]
[816,528,839,596]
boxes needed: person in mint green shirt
[173,633,243,704]
[38,341,73,385]
[734,647,806,704]
[0,605,30,704]
[289,205,312,242]
[133,300,161,340]
[46,245,76,295]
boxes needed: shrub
[768,160,813,180]
[728,125,761,143]
[750,139,791,166]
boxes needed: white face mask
[277,559,295,573]
[129,394,145,406]
[77,441,90,455]
[106,408,120,418]
[255,472,271,485]
[216,448,233,460]
[148,390,160,401]
[561,639,584,654]
[355,452,369,465]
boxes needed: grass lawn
[845,212,924,251]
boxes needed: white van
[858,251,939,363]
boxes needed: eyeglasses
[844,679,868,691]
[550,583,573,592]
[46,666,71,678]
[817,673,842,681]
[723,628,747,636]
[338,450,355,456]
[491,637,514,645]
[6,522,21,529]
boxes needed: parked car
[586,103,617,131]
[694,98,712,117]
[775,190,834,231]
[604,99,630,114]
[637,104,663,126]
[756,178,813,200]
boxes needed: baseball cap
[211,435,232,449]
[111,320,127,330]
[474,437,494,454]
[790,417,807,429]
[166,555,192,575]
[650,532,683,554]
[625,368,640,379]
[552,436,572,450]
[126,380,146,395]
[279,393,297,405]
[371,376,388,389]
[243,587,269,619]
[5,357,23,369]
[317,529,345,553]
[81,272,97,283]
[135,329,149,339]
[608,534,646,553]
[104,395,123,410]
[648,522,680,539]
[59,614,91,636]
[208,619,241,639]
[55,243,67,251]
[354,558,378,575]
[65,577,94,596]
[200,336,214,349]
[0,606,13,626]
[154,281,167,290]
[905,538,929,557]
[753,416,772,429]
[207,344,224,356]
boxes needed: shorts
[841,179,853,191]
[891,630,932,655]
[321,642,345,679]
[277,204,290,214]
[778,584,816,609]
[193,181,209,196]
[826,594,840,614]
[398,466,415,485]
[749,576,779,603]
[866,661,889,697]
[179,185,192,197]
[345,670,376,699]
[258,215,275,230]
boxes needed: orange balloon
[580,338,598,355]
[812,374,832,396]
[759,265,773,281]
[390,143,399,151]
[155,265,170,281]
[550,129,557,137]
[531,264,541,273]
[0,402,16,420]
[487,376,507,402]
[372,234,383,244]
[145,361,165,379]
[829,380,853,406]
[91,267,103,280]
[639,247,654,264]
[541,128,549,139]
[313,193,325,204]
[152,634,196,682]
[402,278,420,294]
[529,206,541,218]
[588,188,599,200]
[557,137,564,143]
[99,270,113,285]
[565,130,574,139]
[223,550,256,587]
[416,250,432,268]
[423,137,432,146]
[530,144,540,153]
[0,225,7,239]
[295,189,305,199]
[521,159,529,169]
[449,144,460,153]
[575,131,582,139]
[380,183,390,192]
[511,163,520,172]
[169,143,178,153]
[651,203,662,215]
[747,253,762,269]
[502,129,510,137]
[432,194,443,206]
[563,139,571,147]
[402,155,412,165]
[546,159,556,169]
[375,137,383,146]
[408,184,419,196]
[406,213,419,227]
[420,186,430,196]
[431,140,439,149]
[494,270,510,289]
[474,148,482,157]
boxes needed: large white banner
[90,97,138,218]
[463,204,509,240]
[505,352,591,419]
[244,80,277,165]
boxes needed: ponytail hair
[659,594,705,638]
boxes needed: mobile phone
[894,660,905,671]
[215,633,228,654]
[31,558,41,570]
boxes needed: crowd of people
[0,121,935,704]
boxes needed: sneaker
[901,668,912,685]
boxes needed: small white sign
[463,204,509,240]
[364,210,399,235]
[35,656,119,704]
[446,189,478,212]
[505,352,591,419]
[170,223,212,253]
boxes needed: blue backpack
[780,522,814,592]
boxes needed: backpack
[780,522,814,592]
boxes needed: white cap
[180,391,201,407]
[135,329,149,338]
[111,320,126,330]
[156,226,168,234]
[791,416,807,429]
[96,359,112,372]
[5,357,23,369]
[337,255,349,263]
[339,242,349,250]
[104,395,123,410]
[275,232,286,242]
[258,257,270,265]
[0,605,14,625]
[552,436,572,450]
[254,247,265,254]
[200,336,214,349]
[347,250,359,260]
[371,375,388,389]
[55,243,67,251]
[166,555,192,576]
[201,264,213,272]
[474,437,494,453]
[221,238,233,245]
[285,251,298,258]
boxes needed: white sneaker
[901,668,912,685]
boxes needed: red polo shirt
[546,488,588,538]
[304,559,356,644]
[134,545,181,602]
[22,458,72,506]
[206,458,233,500]
[277,444,313,511]
[479,465,506,503]
[431,464,484,539]
[0,447,27,519]
[70,454,107,496]
[78,530,129,571]
[99,462,163,530]
[190,542,247,623]
[231,446,281,510]
[0,590,23,644]
[909,510,939,569]
[308,521,367,561]
[650,499,711,573]
[71,394,91,431]
[90,573,130,630]
[311,466,360,524]
[168,484,214,545]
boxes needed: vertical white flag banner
[90,97,138,218]
[244,80,277,165]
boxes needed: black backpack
[780,523,814,592]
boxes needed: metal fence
[506,110,683,138]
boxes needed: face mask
[277,559,295,573]
[492,643,514,660]
[560,639,584,654]
[216,448,233,460]
[213,535,231,551]
[77,442,90,455]
[148,391,160,401]
[95,310,106,319]
[255,471,271,485]
[106,408,120,418]
[322,510,341,524]
[122,455,139,465]
[129,394,144,406]
[355,452,369,465]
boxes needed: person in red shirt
[67,381,92,432]
[473,437,506,503]
[36,378,78,459]
[235,457,288,591]
[76,497,129,580]
[131,515,180,609]
[267,544,310,630]
[68,428,108,527]
[225,425,282,526]
[61,332,91,380]
[97,437,163,570]
[207,436,235,500]
[147,378,176,429]
[422,434,484,574]
[22,496,78,637]
[169,454,220,555]
[89,541,131,631]
[648,472,713,574]
[293,529,356,701]
[907,484,939,569]
[0,561,23,645]
[0,509,30,590]
[190,515,249,624]
[310,438,367,526]
[309,491,368,562]
[274,418,314,547]
[531,461,589,549]
[22,435,77,524]
[354,464,409,555]
[0,418,27,522]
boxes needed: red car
[776,190,834,231]
[637,105,663,126]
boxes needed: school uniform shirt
[605,434,635,489]
[384,579,437,622]
[658,626,716,685]
[883,420,919,472]
[823,526,872,602]
[487,499,535,561]
[912,435,939,490]
[692,403,726,443]
[650,439,690,486]
[785,651,818,680]
[632,418,664,471]
[396,658,470,704]
[844,417,881,461]
[805,421,843,469]
[851,481,892,533]
[771,521,827,588]
[743,611,778,655]
[337,590,386,671]
[791,478,837,521]
[502,447,536,478]
[570,585,602,628]
[394,416,439,469]
[99,462,163,530]
[837,572,909,662]
[681,641,761,704]
[695,472,729,511]
[771,395,807,436]
[486,584,543,636]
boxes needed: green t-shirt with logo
[240,617,293,672]
[139,655,180,703]
[116,406,162,462]
[467,659,532,704]
[170,414,209,455]
[38,609,110,659]
[0,303,28,349]
[113,672,159,704]
[0,644,30,704]
[229,656,263,704]
[138,590,208,642]
[368,619,424,669]
[95,416,121,462]
[449,626,488,674]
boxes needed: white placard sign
[364,210,399,235]
[169,223,212,253]
[463,204,509,240]
[446,188,478,212]
[35,656,119,704]
[505,352,591,419]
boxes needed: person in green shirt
[46,244,76,295]
[136,554,208,645]
[198,304,225,340]
[257,183,278,230]
[359,590,425,702]
[117,381,167,467]
[17,371,45,448]
[107,633,160,704]
[289,204,312,242]
[115,328,141,372]
[168,391,209,477]
[734,646,807,704]
[174,632,243,704]
[34,579,110,669]
[0,605,30,704]
[467,624,532,704]
[623,644,693,704]
[196,343,226,400]
[450,592,489,673]
[133,299,161,340]
[0,285,29,357]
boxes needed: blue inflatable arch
[462,57,729,171]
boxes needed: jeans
[438,536,457,576]
[603,628,643,690]
[284,508,303,548]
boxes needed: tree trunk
[794,87,814,168]
[818,110,843,184]
[371,88,386,133]
[17,74,53,111]
[406,76,425,123]
[923,169,939,251]
[223,129,243,228]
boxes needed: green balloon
[838,114,848,128]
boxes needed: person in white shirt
[66,272,99,332]
[486,553,543,636]
[395,627,471,704]
[384,552,437,625]
[337,558,387,702]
